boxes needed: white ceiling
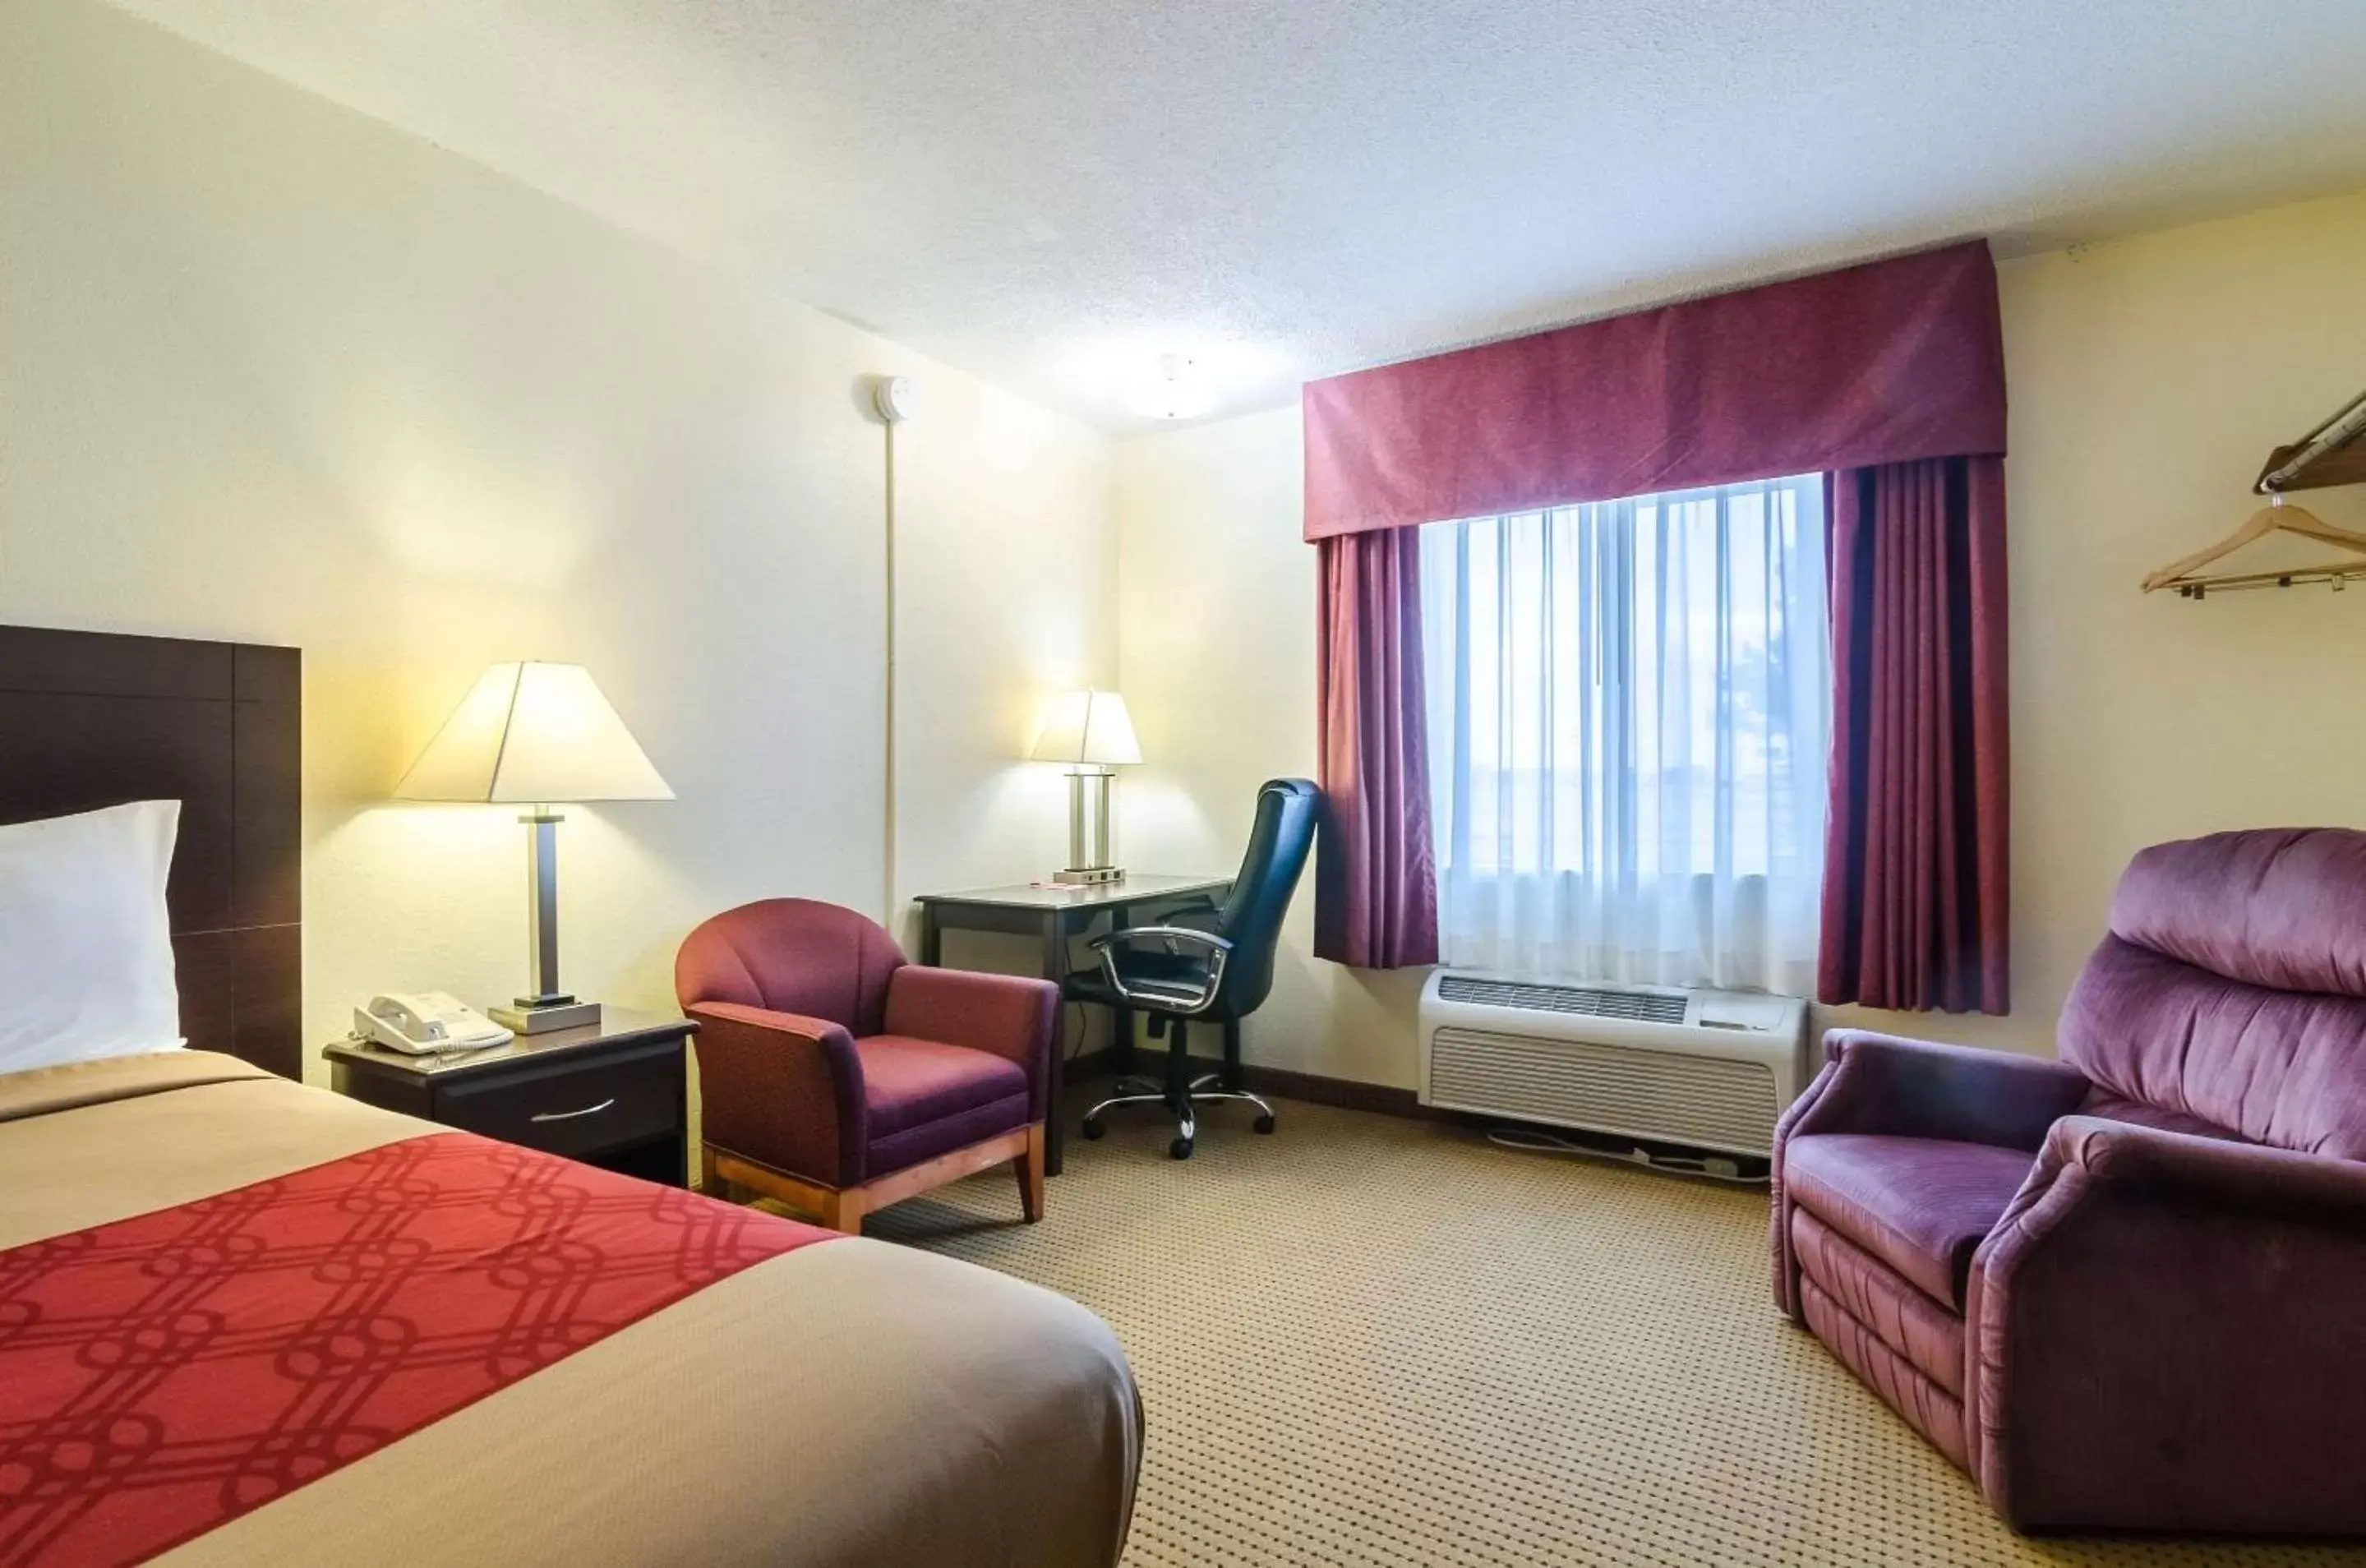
[99,0,2366,431]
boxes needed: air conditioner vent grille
[1427,1026,1780,1156]
[1435,975,1687,1025]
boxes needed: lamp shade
[396,662,673,804]
[1029,689,1141,767]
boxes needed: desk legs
[923,897,1210,1178]
[1102,902,1132,1078]
[919,903,1068,1177]
[1041,909,1068,1177]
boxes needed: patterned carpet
[853,1097,2362,1568]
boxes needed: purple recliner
[1772,828,2366,1535]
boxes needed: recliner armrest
[1967,1118,2366,1531]
[1778,1031,2092,1152]
[685,1001,866,1186]
[1770,1031,2089,1321]
[882,967,1058,1120]
[1996,1114,2366,1240]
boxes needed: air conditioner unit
[1418,971,1810,1158]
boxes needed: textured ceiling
[97,0,2366,430]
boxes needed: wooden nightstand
[325,1008,695,1187]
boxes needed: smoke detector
[873,376,917,424]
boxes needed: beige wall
[0,0,1115,1077]
[15,0,2366,1100]
[1117,190,2366,1086]
[1117,413,1429,1083]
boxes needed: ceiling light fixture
[1131,354,1214,422]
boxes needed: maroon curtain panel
[1313,528,1438,968]
[1302,242,2008,994]
[1303,241,2004,541]
[1819,456,2010,1013]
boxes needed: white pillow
[0,800,184,1073]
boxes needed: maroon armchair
[677,898,1057,1234]
[1773,828,2366,1536]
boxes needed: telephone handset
[355,992,514,1054]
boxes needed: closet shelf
[2254,389,2366,493]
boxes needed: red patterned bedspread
[0,1131,833,1567]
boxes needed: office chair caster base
[1081,1078,1262,1157]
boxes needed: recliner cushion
[2060,934,2366,1160]
[856,1035,1028,1137]
[1797,1274,1969,1472]
[2076,1087,2245,1144]
[2109,828,2366,996]
[1791,1207,1967,1397]
[2061,829,2366,1159]
[1783,1133,2032,1310]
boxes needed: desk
[915,874,1229,1174]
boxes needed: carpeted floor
[854,1096,2363,1568]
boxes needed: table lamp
[396,662,673,1033]
[1029,689,1141,886]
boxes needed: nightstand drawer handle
[530,1098,616,1123]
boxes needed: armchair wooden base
[701,1123,1045,1235]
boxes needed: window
[1419,475,1829,993]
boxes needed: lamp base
[491,998,603,1035]
[1056,768,1123,888]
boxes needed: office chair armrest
[1091,926,1233,1012]
[1091,925,1235,952]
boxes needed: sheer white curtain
[1420,475,1829,994]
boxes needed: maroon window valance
[1302,240,2004,541]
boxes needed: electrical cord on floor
[1486,1126,1766,1185]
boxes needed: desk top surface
[913,873,1229,911]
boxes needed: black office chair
[1069,778,1319,1160]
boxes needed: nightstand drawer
[436,1040,682,1160]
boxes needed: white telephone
[355,992,514,1054]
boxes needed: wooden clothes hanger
[2140,491,2366,594]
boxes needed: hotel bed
[0,625,1141,1567]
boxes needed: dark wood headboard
[0,625,302,1077]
